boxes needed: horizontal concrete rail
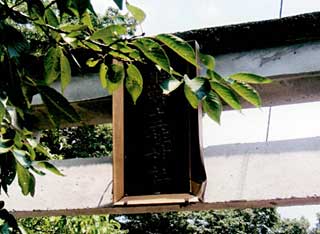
[4,136,320,217]
[31,40,320,129]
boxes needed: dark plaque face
[123,59,206,197]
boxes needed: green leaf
[16,162,35,196]
[37,161,64,176]
[199,53,215,70]
[2,24,29,58]
[60,24,88,32]
[109,51,132,61]
[125,64,143,104]
[113,0,123,9]
[203,91,222,124]
[25,144,36,161]
[99,63,108,89]
[39,86,80,125]
[0,154,16,194]
[13,148,31,168]
[30,165,45,176]
[44,8,59,27]
[35,144,51,158]
[231,81,261,107]
[44,47,61,85]
[184,84,198,109]
[133,38,170,73]
[0,139,13,154]
[86,58,100,68]
[126,2,146,23]
[91,25,127,44]
[155,34,197,67]
[81,12,94,30]
[207,70,224,83]
[60,51,71,93]
[184,76,208,100]
[106,62,125,93]
[229,73,272,84]
[210,82,241,110]
[69,0,90,17]
[81,41,102,52]
[160,76,182,95]
[0,101,5,124]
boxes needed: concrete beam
[31,40,320,129]
[4,136,320,217]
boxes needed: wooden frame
[112,42,206,206]
[112,86,204,205]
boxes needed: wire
[265,106,272,142]
[279,0,284,18]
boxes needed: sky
[92,0,320,228]
[92,0,320,35]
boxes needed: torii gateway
[3,12,320,217]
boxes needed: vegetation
[0,0,273,232]
[19,215,127,234]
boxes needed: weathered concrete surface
[31,40,320,128]
[1,158,113,213]
[4,136,320,217]
[178,12,320,55]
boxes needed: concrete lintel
[4,136,320,217]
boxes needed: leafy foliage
[116,208,309,234]
[19,215,127,234]
[40,124,112,159]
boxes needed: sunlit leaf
[13,148,31,168]
[160,76,182,95]
[16,162,35,196]
[126,2,146,23]
[184,84,198,109]
[0,139,13,154]
[155,34,197,67]
[109,51,132,61]
[199,53,215,70]
[60,51,71,93]
[125,64,143,104]
[86,58,100,67]
[81,12,94,30]
[210,81,241,110]
[229,73,272,84]
[207,70,225,83]
[37,161,64,176]
[30,165,45,176]
[203,91,222,124]
[91,25,127,44]
[184,76,208,100]
[99,63,108,89]
[60,24,88,33]
[81,41,102,52]
[133,38,170,73]
[231,81,261,107]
